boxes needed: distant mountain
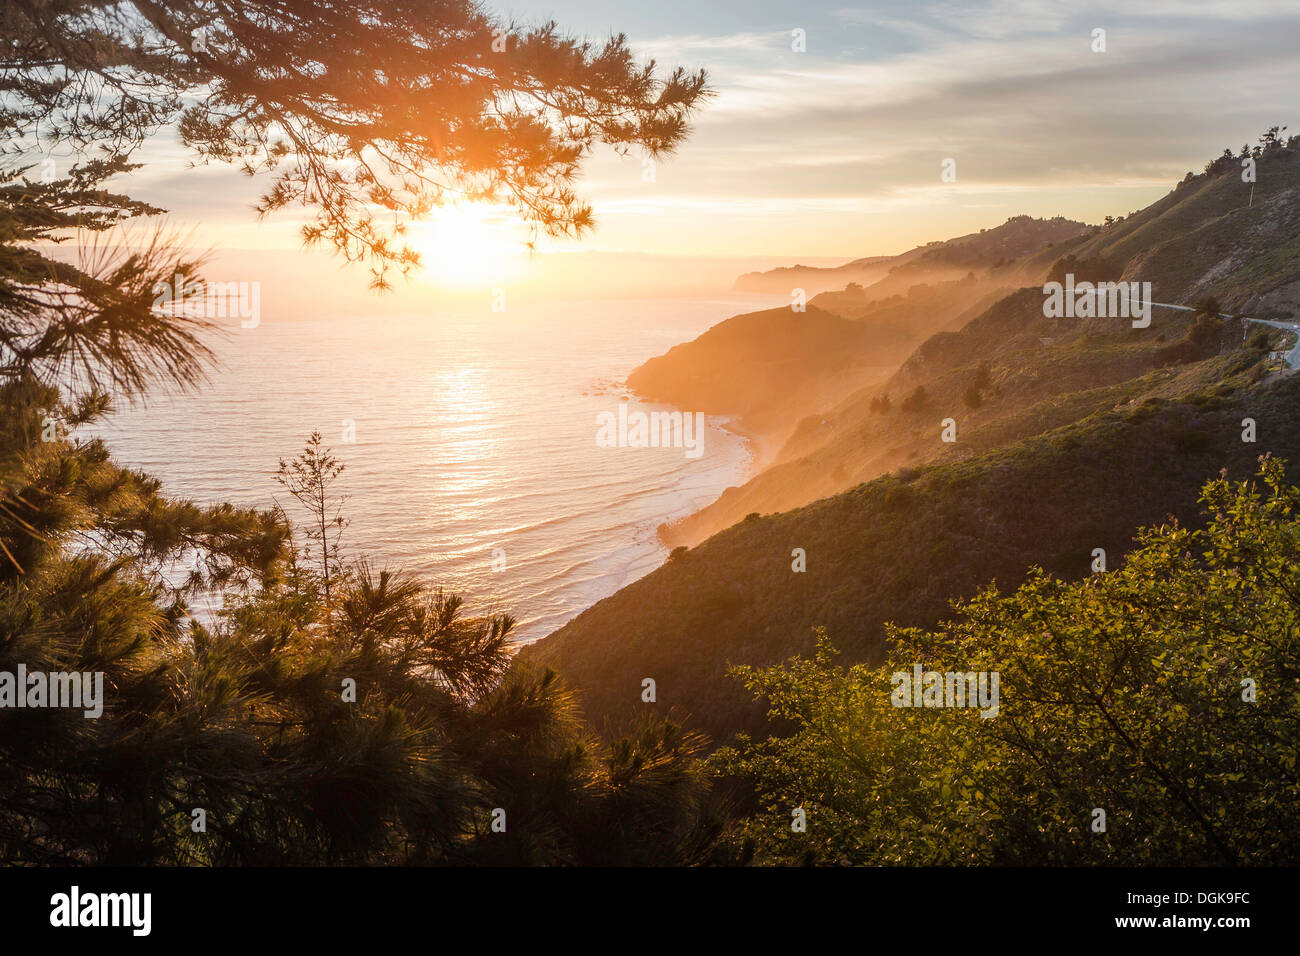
[731,215,1088,294]
[628,218,1086,455]
[625,305,894,449]
[625,274,1008,445]
[660,149,1300,545]
[731,254,897,295]
[522,143,1300,745]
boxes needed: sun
[407,203,526,287]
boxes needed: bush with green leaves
[718,456,1300,865]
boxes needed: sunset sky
[115,0,1300,289]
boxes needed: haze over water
[92,294,774,642]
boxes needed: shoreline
[512,399,757,645]
[648,406,780,551]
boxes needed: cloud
[613,3,1300,206]
[102,0,1300,257]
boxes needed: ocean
[90,294,775,643]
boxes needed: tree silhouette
[275,431,348,626]
[0,0,720,866]
[2,0,711,284]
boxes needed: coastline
[511,402,755,644]
[647,407,778,551]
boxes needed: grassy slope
[1019,148,1300,310]
[524,364,1300,744]
[659,293,1220,545]
[627,277,1012,443]
[624,305,896,442]
[629,219,1091,466]
[659,155,1300,545]
[523,152,1300,744]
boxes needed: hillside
[1018,146,1300,314]
[626,275,1007,443]
[524,142,1300,745]
[624,305,894,446]
[526,363,1300,743]
[629,217,1086,454]
[732,215,1086,295]
[660,149,1300,545]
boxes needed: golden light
[408,203,527,287]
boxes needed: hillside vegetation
[660,148,1300,546]
[715,457,1300,865]
[527,367,1300,741]
[627,274,1009,444]
[632,217,1087,471]
[525,138,1300,745]
[732,215,1085,295]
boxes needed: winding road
[1075,290,1300,368]
[1237,317,1300,368]
[1145,301,1300,368]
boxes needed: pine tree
[0,0,720,866]
[275,431,348,628]
[1,0,711,285]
